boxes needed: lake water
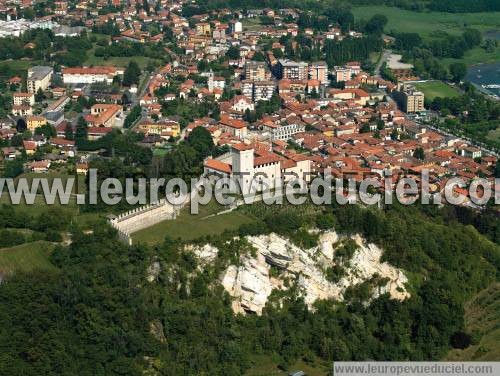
[466,62,500,98]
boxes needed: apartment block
[244,61,271,81]
[277,59,308,80]
[394,86,425,113]
[85,104,124,127]
[13,92,35,106]
[333,66,352,82]
[27,66,53,93]
[196,22,211,36]
[242,80,275,102]
[26,115,47,131]
[308,61,328,85]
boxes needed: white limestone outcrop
[189,243,219,266]
[146,259,161,283]
[191,230,410,315]
[220,254,273,314]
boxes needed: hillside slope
[446,283,500,361]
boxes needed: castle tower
[231,143,254,194]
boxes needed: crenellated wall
[108,199,181,244]
[108,179,206,245]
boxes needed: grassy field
[133,201,256,245]
[245,354,330,376]
[370,51,382,65]
[0,194,77,215]
[0,171,84,213]
[0,59,39,78]
[414,80,461,100]
[352,6,500,39]
[0,171,105,229]
[446,283,500,361]
[441,45,500,67]
[0,241,57,277]
[353,6,500,68]
[18,171,86,192]
[242,18,263,32]
[85,51,154,69]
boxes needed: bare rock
[189,230,409,315]
[149,319,166,343]
[220,254,273,314]
[146,260,161,283]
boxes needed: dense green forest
[0,200,499,374]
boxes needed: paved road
[127,72,155,131]
[374,49,392,77]
[136,73,154,105]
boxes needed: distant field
[414,81,460,100]
[133,201,256,245]
[370,51,382,64]
[0,241,56,277]
[152,148,172,157]
[352,6,500,39]
[446,283,500,361]
[441,45,500,67]
[85,52,154,69]
[0,47,155,74]
[353,6,500,68]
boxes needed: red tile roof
[204,158,232,174]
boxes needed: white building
[13,92,35,106]
[204,143,312,194]
[254,81,276,101]
[12,105,33,117]
[208,74,226,92]
[231,95,255,112]
[27,66,53,93]
[242,80,275,102]
[263,122,306,141]
[229,20,243,34]
[62,67,124,85]
[0,19,58,37]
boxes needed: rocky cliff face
[192,231,410,315]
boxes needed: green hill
[446,283,500,361]
[0,241,57,278]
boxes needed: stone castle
[108,180,205,245]
[108,199,181,245]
